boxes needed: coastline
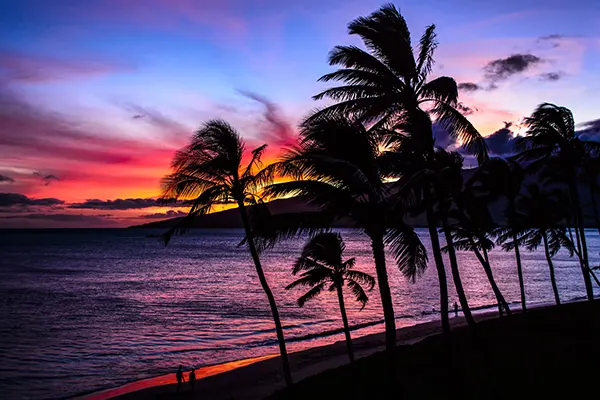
[79,310,503,400]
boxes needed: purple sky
[1,0,599,227]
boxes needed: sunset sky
[1,0,599,228]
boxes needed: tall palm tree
[307,3,488,333]
[258,114,428,359]
[160,120,293,387]
[470,159,528,311]
[511,184,575,305]
[286,232,375,362]
[514,103,599,301]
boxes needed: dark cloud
[483,122,517,156]
[0,175,14,183]
[144,210,187,219]
[457,82,481,92]
[537,34,565,48]
[68,198,164,210]
[0,193,64,207]
[484,54,543,83]
[539,72,563,82]
[42,174,60,186]
[457,102,478,116]
[237,90,297,148]
[433,121,517,157]
[539,34,565,41]
[577,118,600,141]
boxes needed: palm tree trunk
[589,184,600,235]
[441,217,475,326]
[237,202,293,387]
[513,234,527,312]
[542,232,561,305]
[472,245,511,316]
[336,286,354,363]
[570,181,594,301]
[369,233,397,353]
[426,206,450,335]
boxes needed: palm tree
[513,184,575,305]
[258,114,428,359]
[286,232,375,362]
[159,120,293,387]
[470,158,528,311]
[514,103,599,301]
[307,3,489,333]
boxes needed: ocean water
[1,228,599,400]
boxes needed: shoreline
[78,308,506,400]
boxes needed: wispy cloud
[0,174,14,183]
[0,48,131,83]
[68,197,177,210]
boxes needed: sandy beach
[80,311,500,400]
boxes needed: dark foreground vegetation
[267,301,600,400]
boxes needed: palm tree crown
[160,119,270,241]
[310,3,487,164]
[287,232,375,308]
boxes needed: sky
[1,0,599,228]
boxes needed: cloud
[483,54,543,83]
[0,212,118,228]
[577,118,600,141]
[457,102,478,116]
[0,193,64,207]
[68,197,168,210]
[457,82,481,92]
[237,90,297,148]
[483,122,517,156]
[0,48,130,83]
[144,210,187,219]
[0,175,14,183]
[537,34,565,48]
[539,72,563,82]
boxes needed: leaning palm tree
[257,114,428,361]
[308,3,489,334]
[160,120,292,387]
[515,184,576,305]
[470,158,528,311]
[514,103,599,301]
[286,232,375,362]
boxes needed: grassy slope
[267,301,600,399]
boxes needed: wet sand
[80,311,501,400]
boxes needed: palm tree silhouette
[286,232,375,362]
[159,120,293,387]
[259,114,428,359]
[514,184,576,305]
[514,103,599,301]
[470,158,528,311]
[307,3,488,334]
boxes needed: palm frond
[347,279,369,309]
[419,76,458,106]
[430,101,488,165]
[344,269,375,290]
[385,225,428,282]
[416,24,437,80]
[296,282,327,307]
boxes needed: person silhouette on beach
[189,369,196,392]
[454,302,459,317]
[176,365,185,393]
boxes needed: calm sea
[1,228,599,400]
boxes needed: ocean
[1,228,598,400]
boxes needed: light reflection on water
[1,228,598,400]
